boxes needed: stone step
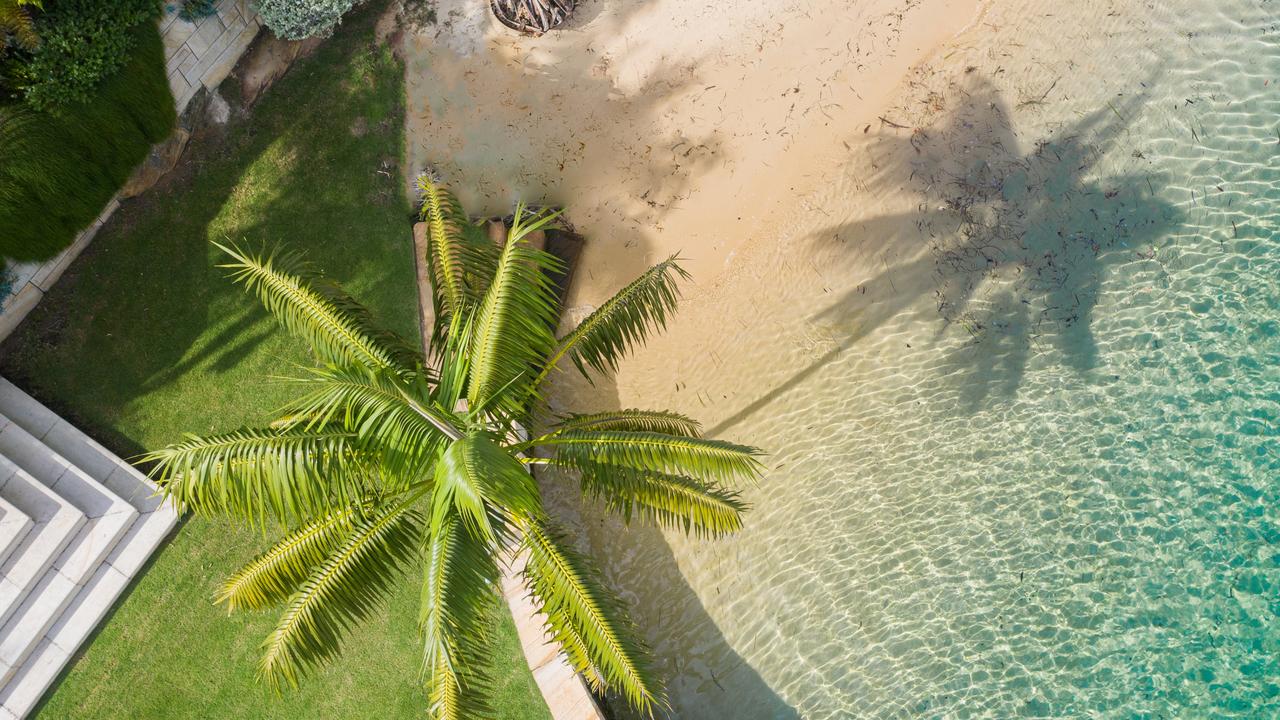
[0,497,31,570]
[0,378,167,516]
[0,416,137,583]
[0,416,138,686]
[0,563,133,718]
[0,379,180,718]
[0,458,86,630]
[0,379,179,580]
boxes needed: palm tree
[0,0,39,53]
[146,178,762,718]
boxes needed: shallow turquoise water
[575,1,1280,717]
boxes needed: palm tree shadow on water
[714,74,1182,435]
[546,75,1186,719]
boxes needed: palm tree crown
[146,179,762,718]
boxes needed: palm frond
[522,519,664,714]
[537,430,763,484]
[577,466,746,538]
[288,364,461,478]
[417,177,498,327]
[536,256,689,387]
[144,428,372,527]
[0,1,39,51]
[421,515,500,720]
[465,206,564,414]
[216,242,414,372]
[433,432,543,544]
[217,505,359,611]
[549,409,701,437]
[259,502,422,689]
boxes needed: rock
[239,35,305,108]
[411,222,436,349]
[206,90,231,125]
[120,128,191,198]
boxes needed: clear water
[559,1,1280,717]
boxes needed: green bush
[16,0,161,110]
[0,22,173,261]
[256,0,365,40]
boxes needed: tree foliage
[147,182,763,717]
[14,0,161,110]
[0,20,173,260]
[256,0,365,40]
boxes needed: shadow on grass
[0,4,487,720]
[0,4,416,460]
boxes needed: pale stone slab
[0,496,31,568]
[0,285,42,343]
[103,465,165,513]
[177,42,202,81]
[0,381,59,440]
[166,44,193,75]
[46,563,130,653]
[28,220,97,293]
[104,507,178,579]
[162,18,196,54]
[50,507,134,582]
[185,14,227,59]
[0,638,68,719]
[0,571,76,683]
[201,21,260,89]
[167,67,193,107]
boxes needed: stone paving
[162,0,261,112]
[0,378,179,719]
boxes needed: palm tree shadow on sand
[562,75,1186,719]
[713,74,1181,434]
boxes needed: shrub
[0,22,174,261]
[16,0,160,110]
[177,0,217,22]
[255,0,364,40]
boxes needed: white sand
[403,0,987,308]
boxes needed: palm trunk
[490,0,576,35]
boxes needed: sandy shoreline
[402,0,1280,716]
[403,0,988,308]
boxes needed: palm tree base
[490,0,576,35]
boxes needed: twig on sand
[878,115,910,129]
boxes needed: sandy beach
[404,0,1280,716]
[403,0,986,306]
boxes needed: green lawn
[0,6,551,719]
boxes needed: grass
[0,5,552,719]
[0,20,174,261]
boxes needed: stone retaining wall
[0,1,262,342]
